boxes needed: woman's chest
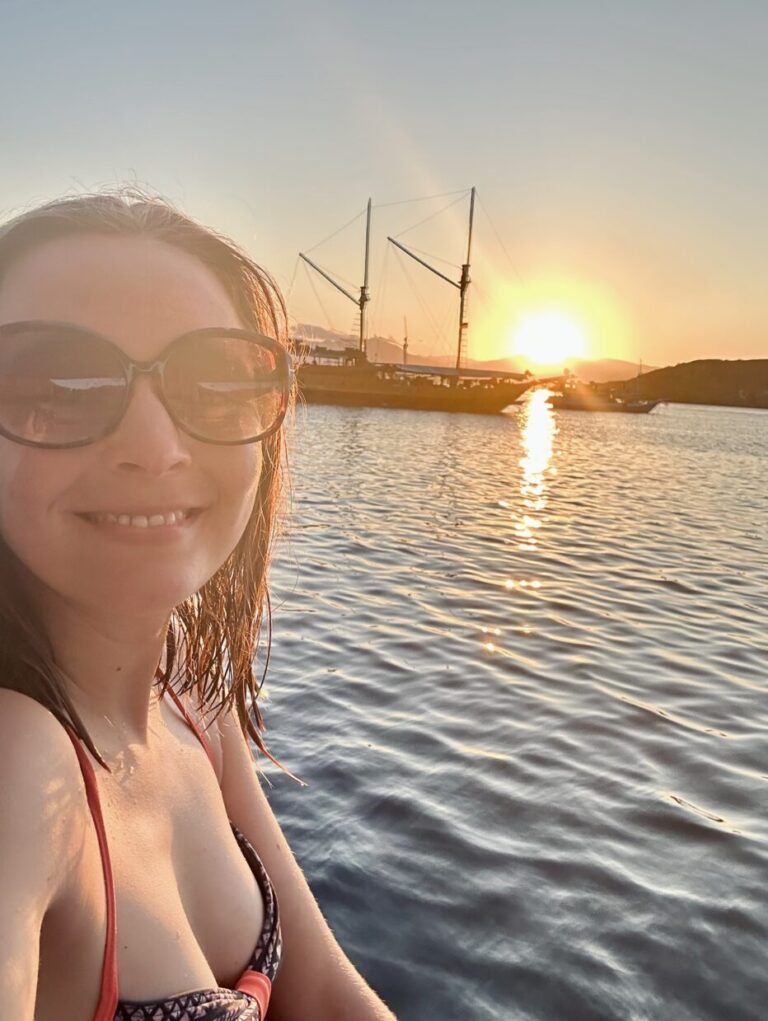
[106,795,265,992]
[37,760,265,1021]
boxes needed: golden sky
[3,1,766,369]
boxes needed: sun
[511,309,588,367]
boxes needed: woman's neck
[34,584,172,742]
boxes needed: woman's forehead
[0,234,243,354]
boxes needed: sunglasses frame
[0,321,294,449]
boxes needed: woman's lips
[80,508,199,528]
[74,506,206,539]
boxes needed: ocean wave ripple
[262,400,768,1021]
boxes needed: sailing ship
[295,190,534,414]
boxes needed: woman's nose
[105,374,192,476]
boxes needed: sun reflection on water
[483,389,557,653]
[516,389,557,550]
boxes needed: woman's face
[0,234,262,619]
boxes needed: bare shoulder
[212,700,273,810]
[0,687,83,785]
[0,690,90,1018]
[0,688,88,897]
[213,700,266,780]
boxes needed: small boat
[547,385,659,414]
[295,190,535,415]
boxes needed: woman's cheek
[219,448,262,533]
[0,449,51,556]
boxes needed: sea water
[262,395,767,1021]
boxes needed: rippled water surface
[262,397,767,1021]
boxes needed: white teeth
[90,510,189,528]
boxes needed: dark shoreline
[610,357,768,410]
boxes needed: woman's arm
[215,708,398,1021]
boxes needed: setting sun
[511,310,588,367]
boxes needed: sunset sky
[2,0,767,368]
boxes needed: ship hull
[298,364,530,414]
[548,396,660,414]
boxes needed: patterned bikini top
[63,688,282,1021]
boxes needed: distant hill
[611,359,768,409]
[471,356,655,382]
[293,324,356,346]
[294,324,652,381]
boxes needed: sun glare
[511,310,588,367]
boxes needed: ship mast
[387,187,476,371]
[299,198,372,356]
[457,187,476,370]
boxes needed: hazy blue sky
[2,0,767,366]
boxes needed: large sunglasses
[0,321,293,448]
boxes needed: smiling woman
[0,191,397,1021]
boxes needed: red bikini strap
[236,969,272,1017]
[63,728,119,1021]
[164,686,218,774]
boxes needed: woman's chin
[94,578,207,617]
[51,571,213,624]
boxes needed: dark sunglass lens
[163,335,284,442]
[0,328,126,445]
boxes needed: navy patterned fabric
[113,824,282,1021]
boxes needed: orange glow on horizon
[470,272,633,366]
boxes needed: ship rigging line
[400,243,460,270]
[394,191,469,239]
[301,257,359,293]
[392,248,449,350]
[285,255,301,304]
[373,187,470,209]
[301,259,337,334]
[476,192,526,291]
[369,243,392,340]
[304,206,366,255]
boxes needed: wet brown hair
[0,190,291,768]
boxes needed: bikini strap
[60,690,216,1021]
[163,686,218,774]
[63,728,119,1021]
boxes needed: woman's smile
[73,504,207,542]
